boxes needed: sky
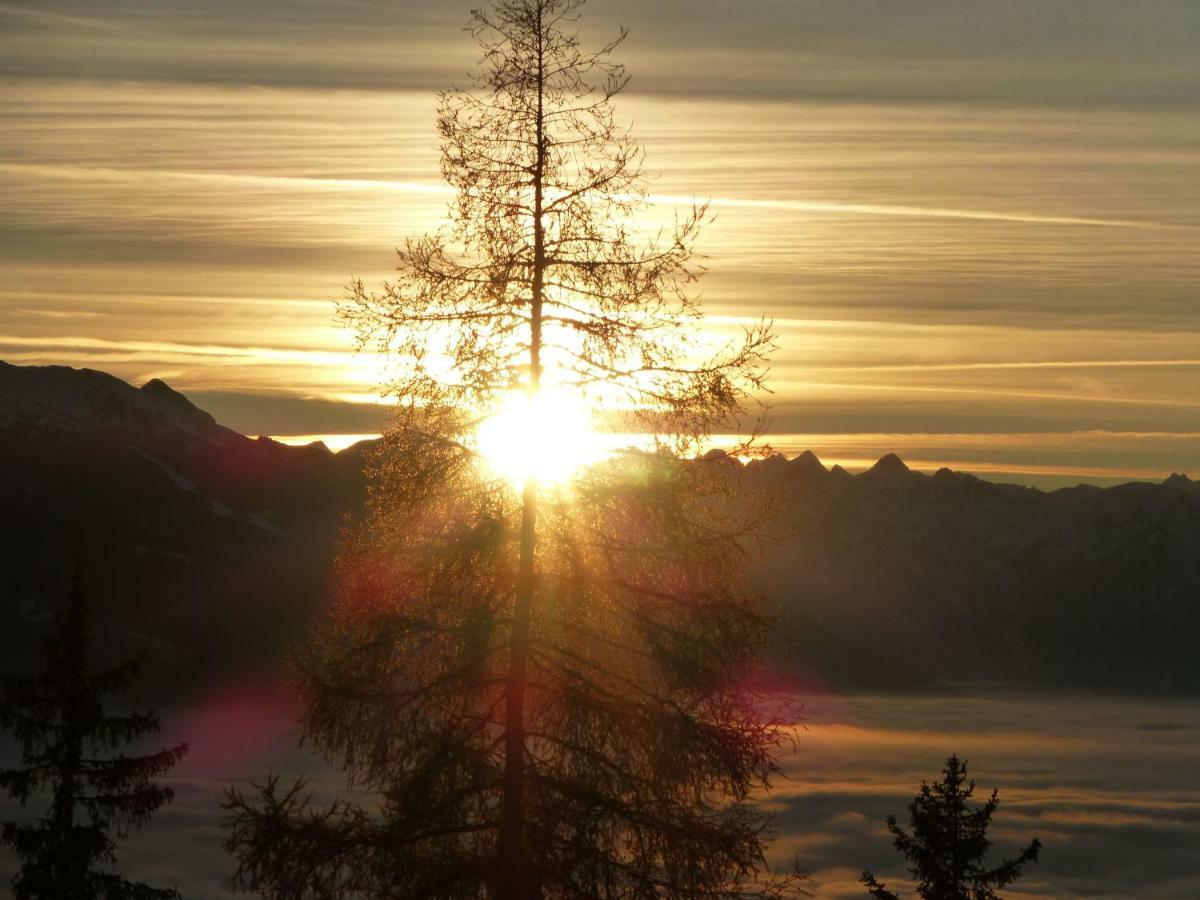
[1,0,1198,486]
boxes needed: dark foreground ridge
[1,361,1197,694]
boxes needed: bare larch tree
[225,1,791,897]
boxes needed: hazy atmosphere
[2,3,1199,899]
[3,0,1198,485]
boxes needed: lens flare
[475,388,602,487]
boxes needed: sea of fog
[3,686,1198,898]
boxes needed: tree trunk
[498,9,547,896]
[498,476,538,898]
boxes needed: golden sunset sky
[2,0,1197,486]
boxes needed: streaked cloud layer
[1,0,1197,485]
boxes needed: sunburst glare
[474,388,606,487]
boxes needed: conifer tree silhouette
[861,756,1041,900]
[0,569,189,900]
[223,1,798,897]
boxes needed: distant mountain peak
[0,361,221,435]
[141,377,187,402]
[139,378,215,426]
[790,449,828,477]
[866,452,910,477]
[1164,472,1197,494]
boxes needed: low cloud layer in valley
[5,687,1195,898]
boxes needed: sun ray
[474,388,606,487]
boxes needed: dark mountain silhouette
[1,361,1197,695]
[743,451,1200,692]
[0,361,372,697]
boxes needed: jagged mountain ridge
[741,450,1200,691]
[0,362,371,693]
[1,361,1197,693]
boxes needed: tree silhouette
[861,756,1041,900]
[224,1,794,898]
[0,569,189,900]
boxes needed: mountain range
[1,360,1197,695]
[0,361,368,694]
[743,450,1200,691]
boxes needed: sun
[474,388,604,487]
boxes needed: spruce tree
[224,1,797,897]
[861,756,1041,900]
[0,569,189,900]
